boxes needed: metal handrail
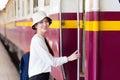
[59,0,67,80]
[77,0,80,80]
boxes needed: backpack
[19,47,56,80]
[19,52,30,80]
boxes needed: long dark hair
[44,38,54,56]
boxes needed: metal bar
[77,0,80,80]
[59,0,66,80]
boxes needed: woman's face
[35,18,50,34]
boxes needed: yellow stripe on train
[16,22,32,27]
[6,20,83,28]
[6,20,120,31]
[85,21,120,31]
[50,20,83,29]
[100,21,120,31]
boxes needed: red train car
[0,0,120,80]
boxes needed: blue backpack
[19,52,30,80]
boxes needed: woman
[29,11,80,80]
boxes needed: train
[0,0,120,80]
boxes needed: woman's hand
[67,50,80,62]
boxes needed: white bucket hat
[32,11,52,30]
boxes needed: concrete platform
[0,41,20,80]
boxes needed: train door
[59,0,84,80]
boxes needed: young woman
[29,11,80,80]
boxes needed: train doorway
[59,0,84,80]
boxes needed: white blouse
[28,34,68,78]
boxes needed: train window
[15,0,19,18]
[27,0,30,14]
[12,2,15,20]
[16,0,22,18]
[33,0,38,8]
[44,0,50,6]
[14,0,16,18]
[21,0,24,17]
[33,0,38,13]
[18,0,20,17]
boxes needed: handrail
[59,0,67,80]
[77,0,80,80]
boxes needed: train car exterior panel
[85,0,120,80]
[85,15,120,80]
[5,20,34,51]
[99,1,120,79]
[85,31,98,80]
[99,31,120,80]
[98,6,120,80]
[85,0,100,80]
[99,12,120,21]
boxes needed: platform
[0,41,20,80]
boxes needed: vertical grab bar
[59,0,67,80]
[77,0,80,80]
